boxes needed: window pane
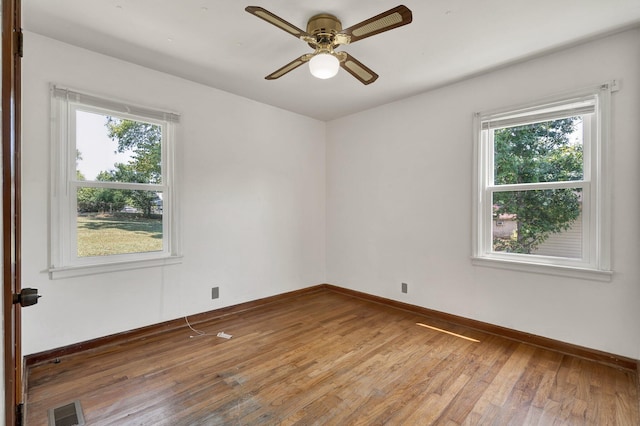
[492,189,582,258]
[77,188,163,257]
[494,117,583,185]
[76,110,162,184]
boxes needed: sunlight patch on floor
[416,322,480,343]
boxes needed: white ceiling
[24,0,640,121]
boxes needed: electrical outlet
[401,283,408,293]
[211,287,219,299]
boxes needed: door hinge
[15,29,23,58]
[15,403,24,426]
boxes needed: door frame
[3,0,22,424]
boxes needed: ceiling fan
[245,5,413,85]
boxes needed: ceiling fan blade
[339,53,379,85]
[245,6,310,39]
[265,55,311,80]
[341,5,412,43]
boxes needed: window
[50,86,181,278]
[472,82,615,280]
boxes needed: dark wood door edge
[3,0,22,424]
[25,283,638,372]
[637,361,640,415]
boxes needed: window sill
[471,256,612,282]
[49,255,183,280]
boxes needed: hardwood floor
[26,289,639,425]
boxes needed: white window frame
[472,82,616,281]
[49,85,182,279]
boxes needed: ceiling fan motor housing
[307,14,342,36]
[306,14,342,48]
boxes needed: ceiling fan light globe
[309,53,340,79]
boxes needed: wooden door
[3,0,22,424]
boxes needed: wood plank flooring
[25,289,639,425]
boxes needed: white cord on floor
[184,316,210,338]
[184,316,233,339]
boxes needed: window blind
[51,85,180,123]
[481,96,596,130]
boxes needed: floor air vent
[48,400,85,426]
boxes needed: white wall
[21,33,327,355]
[326,28,640,359]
